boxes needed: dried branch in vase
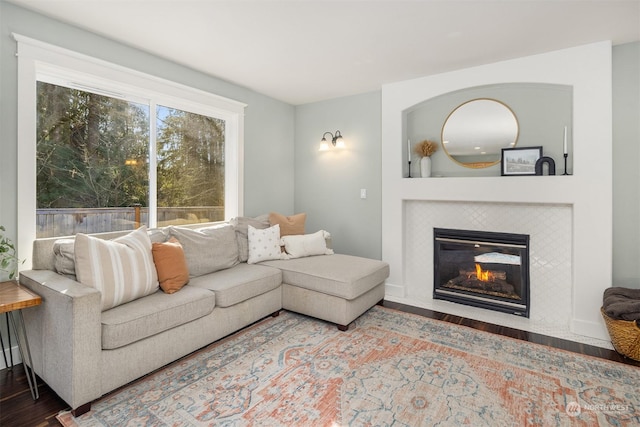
[414,140,438,157]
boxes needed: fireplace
[433,228,530,317]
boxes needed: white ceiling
[7,0,640,105]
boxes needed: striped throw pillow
[74,226,159,311]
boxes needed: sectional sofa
[18,215,389,416]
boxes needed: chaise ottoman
[262,254,389,330]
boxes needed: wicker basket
[600,307,640,361]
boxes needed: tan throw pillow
[152,237,190,294]
[269,212,306,236]
[74,226,159,311]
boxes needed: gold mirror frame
[441,98,519,169]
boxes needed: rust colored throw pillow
[269,212,306,236]
[152,237,190,294]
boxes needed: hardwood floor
[382,301,640,367]
[1,301,638,426]
[0,363,67,426]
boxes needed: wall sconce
[319,130,345,151]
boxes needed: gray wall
[612,42,640,289]
[0,2,295,244]
[294,42,640,285]
[294,92,382,259]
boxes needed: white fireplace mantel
[399,175,577,204]
[381,42,613,345]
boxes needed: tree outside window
[36,82,225,237]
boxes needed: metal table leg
[0,313,11,369]
[9,310,39,400]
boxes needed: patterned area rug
[57,306,640,426]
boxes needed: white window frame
[15,34,246,268]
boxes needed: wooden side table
[0,280,42,400]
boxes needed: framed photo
[501,147,543,176]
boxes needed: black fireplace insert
[433,228,530,317]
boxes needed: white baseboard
[384,282,405,298]
[0,344,23,370]
[571,317,610,342]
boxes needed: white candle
[563,126,567,154]
[407,139,411,160]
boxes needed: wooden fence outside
[36,206,225,238]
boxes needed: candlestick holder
[563,153,569,175]
[408,160,412,178]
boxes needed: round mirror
[441,99,519,168]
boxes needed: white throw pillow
[74,226,159,311]
[247,224,288,264]
[281,230,334,259]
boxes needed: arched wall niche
[405,83,573,177]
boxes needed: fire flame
[475,263,494,282]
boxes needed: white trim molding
[14,34,246,268]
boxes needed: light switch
[360,189,367,199]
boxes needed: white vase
[420,156,432,178]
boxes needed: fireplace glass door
[433,228,530,317]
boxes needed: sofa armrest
[19,270,102,411]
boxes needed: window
[16,34,245,263]
[156,106,226,226]
[36,82,151,237]
[36,83,229,237]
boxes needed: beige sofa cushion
[101,286,215,350]
[52,239,76,276]
[189,263,281,308]
[50,229,167,277]
[230,215,270,262]
[168,225,239,277]
[261,254,389,300]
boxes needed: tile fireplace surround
[381,42,613,349]
[401,200,604,347]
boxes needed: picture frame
[501,146,543,176]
